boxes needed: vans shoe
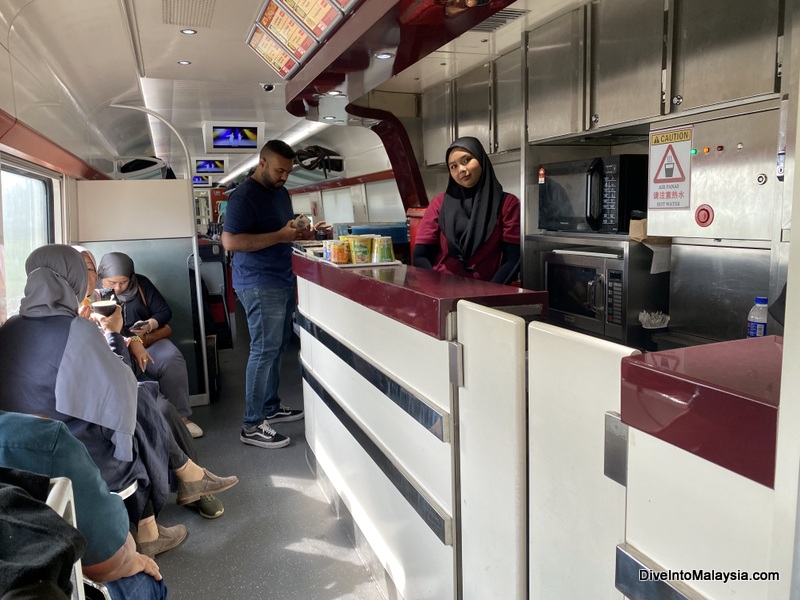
[240,420,290,449]
[266,405,304,424]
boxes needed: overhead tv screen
[195,159,226,174]
[192,175,212,187]
[212,126,258,149]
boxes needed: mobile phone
[293,214,311,229]
[132,320,149,330]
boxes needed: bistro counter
[616,336,782,599]
[293,254,546,600]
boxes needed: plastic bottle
[747,296,769,338]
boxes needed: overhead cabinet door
[673,0,780,111]
[422,81,453,166]
[494,48,522,153]
[527,7,585,141]
[588,0,665,129]
[455,64,491,153]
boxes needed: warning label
[649,126,692,209]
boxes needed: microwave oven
[538,155,648,233]
[542,246,669,348]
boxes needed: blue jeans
[105,573,168,599]
[236,287,295,428]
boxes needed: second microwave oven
[538,155,648,233]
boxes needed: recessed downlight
[323,116,336,120]
[326,90,343,96]
[374,52,394,60]
[177,60,191,65]
[180,29,197,35]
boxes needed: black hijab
[438,137,504,265]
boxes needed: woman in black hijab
[413,137,521,283]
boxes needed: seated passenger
[0,245,184,557]
[0,412,167,600]
[96,252,204,439]
[75,246,236,519]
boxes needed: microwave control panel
[601,163,619,228]
[607,270,623,325]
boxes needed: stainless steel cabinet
[455,64,491,153]
[526,7,586,141]
[493,48,522,153]
[588,0,665,129]
[421,81,454,166]
[672,0,780,112]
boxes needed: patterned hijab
[438,136,505,265]
[19,245,87,318]
[97,252,139,303]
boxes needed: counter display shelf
[293,254,547,339]
[621,335,782,487]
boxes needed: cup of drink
[91,300,117,316]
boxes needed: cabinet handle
[672,95,683,106]
[591,114,600,124]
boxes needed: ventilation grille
[163,0,216,27]
[471,8,528,33]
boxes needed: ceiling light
[326,91,343,96]
[180,29,197,35]
[323,116,336,120]
[177,60,191,65]
[374,52,394,60]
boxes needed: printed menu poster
[247,26,298,79]
[279,0,341,39]
[259,1,316,60]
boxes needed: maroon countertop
[293,254,547,340]
[621,335,782,488]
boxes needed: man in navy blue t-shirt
[222,140,308,448]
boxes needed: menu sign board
[278,0,342,40]
[258,0,317,60]
[247,26,298,79]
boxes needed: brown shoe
[176,468,238,505]
[139,523,188,558]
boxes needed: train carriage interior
[2,0,800,599]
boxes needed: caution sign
[648,126,692,209]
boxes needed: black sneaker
[266,404,304,424]
[240,420,290,448]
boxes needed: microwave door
[585,158,603,231]
[545,258,606,337]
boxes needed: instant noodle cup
[371,236,395,263]
[328,240,351,264]
[348,236,372,264]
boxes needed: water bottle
[747,296,768,338]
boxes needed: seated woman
[76,246,236,520]
[413,136,521,284]
[96,251,203,439]
[0,245,184,557]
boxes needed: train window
[1,163,56,321]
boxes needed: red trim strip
[0,108,109,180]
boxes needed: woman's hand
[77,300,93,320]
[129,339,154,372]
[130,318,158,336]
[90,305,123,334]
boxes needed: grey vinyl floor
[156,308,384,600]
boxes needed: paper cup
[328,240,351,264]
[371,236,395,263]
[348,236,372,264]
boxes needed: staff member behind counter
[413,137,521,284]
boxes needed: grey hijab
[19,245,137,462]
[19,245,87,317]
[97,252,139,303]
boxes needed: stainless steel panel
[604,411,628,487]
[527,7,585,141]
[647,109,780,240]
[670,244,770,341]
[616,544,705,599]
[589,0,665,128]
[422,81,453,166]
[455,64,491,152]
[494,48,522,153]
[674,0,780,111]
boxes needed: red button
[695,204,714,227]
